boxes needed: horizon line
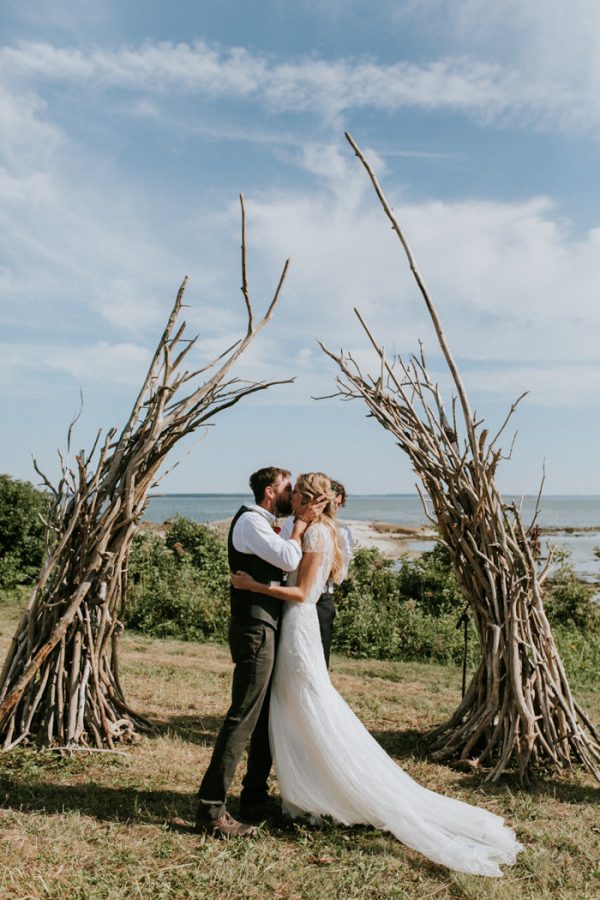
[148,492,600,499]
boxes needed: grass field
[0,597,599,899]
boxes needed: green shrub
[545,553,598,629]
[395,543,463,616]
[121,523,599,687]
[165,515,230,594]
[333,593,477,666]
[552,623,600,688]
[0,474,50,588]
[125,519,230,641]
[332,544,476,666]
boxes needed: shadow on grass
[0,775,197,826]
[0,773,484,885]
[367,727,600,804]
[453,768,600,804]
[365,728,424,760]
[530,774,600,804]
[149,714,426,760]
[262,816,453,881]
[148,713,225,746]
[359,727,600,805]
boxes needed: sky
[1,0,600,496]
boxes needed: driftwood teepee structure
[322,134,600,784]
[0,197,289,750]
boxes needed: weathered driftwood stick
[321,134,600,784]
[0,196,291,750]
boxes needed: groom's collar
[244,503,276,522]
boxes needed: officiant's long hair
[296,472,344,583]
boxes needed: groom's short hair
[249,467,291,503]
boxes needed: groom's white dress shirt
[337,522,353,581]
[231,504,302,572]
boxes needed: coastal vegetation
[0,480,599,894]
[0,474,49,589]
[1,479,598,684]
[124,516,600,687]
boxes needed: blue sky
[2,0,600,496]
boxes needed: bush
[395,542,463,616]
[332,545,476,666]
[553,623,600,688]
[545,553,598,629]
[0,474,50,588]
[119,522,598,685]
[165,515,230,594]
[124,525,475,666]
[125,518,230,641]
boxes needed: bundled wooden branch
[321,134,600,784]
[0,196,291,751]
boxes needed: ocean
[144,494,600,582]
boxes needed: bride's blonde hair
[296,472,344,584]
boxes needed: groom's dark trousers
[197,616,276,822]
[198,598,334,824]
[197,506,283,824]
[316,592,336,668]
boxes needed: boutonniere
[272,522,281,534]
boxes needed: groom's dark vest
[228,506,283,630]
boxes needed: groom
[195,466,322,838]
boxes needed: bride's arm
[231,550,322,604]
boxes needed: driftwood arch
[322,133,600,784]
[0,196,290,750]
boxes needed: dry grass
[0,598,599,899]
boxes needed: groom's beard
[275,496,293,517]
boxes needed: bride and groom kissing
[195,467,522,877]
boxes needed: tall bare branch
[0,199,291,750]
[321,135,600,784]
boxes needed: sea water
[145,494,600,582]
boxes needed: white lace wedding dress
[269,523,523,877]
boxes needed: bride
[231,472,522,877]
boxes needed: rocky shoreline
[344,521,600,561]
[144,516,600,564]
[205,517,437,560]
[341,520,436,558]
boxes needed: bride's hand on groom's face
[295,494,327,524]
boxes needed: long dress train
[269,524,523,878]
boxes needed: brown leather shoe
[195,810,256,839]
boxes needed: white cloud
[0,82,62,171]
[0,74,184,337]
[0,341,151,386]
[220,142,600,410]
[1,35,598,132]
[470,364,600,408]
[2,27,600,415]
[1,80,598,413]
[0,159,173,333]
[382,197,600,362]
[404,0,600,132]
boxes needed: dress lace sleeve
[303,523,326,553]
